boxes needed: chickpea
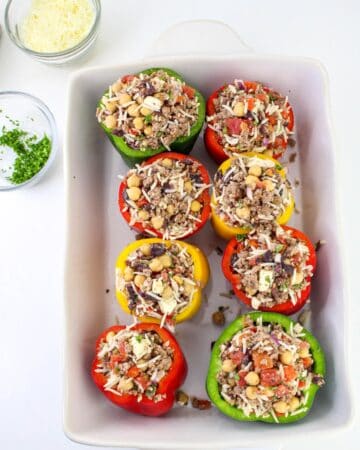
[280,351,294,365]
[236,206,250,220]
[136,96,144,105]
[111,81,122,93]
[299,347,310,358]
[245,286,257,296]
[173,275,183,285]
[233,101,245,117]
[184,181,192,193]
[244,371,260,386]
[104,114,117,129]
[159,254,172,268]
[167,204,175,215]
[292,270,304,285]
[151,216,164,230]
[245,174,259,188]
[138,209,150,221]
[221,359,236,373]
[184,281,194,296]
[273,401,289,414]
[144,126,153,136]
[127,174,141,188]
[106,101,117,114]
[118,93,132,105]
[134,274,146,288]
[149,258,163,272]
[140,107,152,116]
[264,388,275,398]
[133,117,144,130]
[288,396,300,412]
[126,187,141,201]
[190,200,202,212]
[106,331,115,342]
[118,378,134,392]
[263,179,275,192]
[162,286,173,299]
[245,386,258,400]
[123,266,134,282]
[127,104,140,117]
[248,165,262,177]
[265,168,275,176]
[161,158,173,168]
[154,92,167,101]
[140,244,152,256]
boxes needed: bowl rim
[4,0,101,59]
[0,90,59,191]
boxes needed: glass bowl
[4,0,101,64]
[0,91,58,191]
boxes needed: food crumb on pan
[176,390,189,406]
[191,396,212,410]
[288,138,296,148]
[289,152,297,163]
[315,240,326,251]
[215,246,224,256]
[219,290,234,299]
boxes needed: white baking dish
[63,21,352,449]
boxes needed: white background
[0,0,359,449]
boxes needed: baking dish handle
[145,19,253,57]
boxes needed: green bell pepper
[98,67,205,167]
[206,311,326,424]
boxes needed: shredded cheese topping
[20,0,95,53]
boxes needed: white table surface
[0,0,359,449]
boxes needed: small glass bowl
[4,0,101,64]
[0,91,58,191]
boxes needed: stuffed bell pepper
[91,323,187,416]
[118,152,211,240]
[211,152,294,240]
[222,225,316,315]
[205,80,294,164]
[115,238,209,326]
[206,312,325,423]
[96,68,205,166]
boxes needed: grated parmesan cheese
[20,0,95,53]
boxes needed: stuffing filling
[121,157,210,239]
[95,328,173,403]
[230,225,314,309]
[217,317,324,420]
[207,80,293,157]
[213,156,292,231]
[116,242,196,325]
[96,70,200,151]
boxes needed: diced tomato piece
[275,384,290,398]
[268,115,277,126]
[298,380,306,389]
[260,368,281,386]
[238,370,248,387]
[249,239,259,248]
[249,258,257,266]
[252,352,274,370]
[176,95,185,104]
[137,198,148,207]
[225,117,242,135]
[256,93,268,102]
[230,350,244,366]
[109,353,125,369]
[244,81,258,91]
[302,357,313,369]
[121,74,135,83]
[283,365,297,382]
[118,341,127,361]
[135,375,150,390]
[247,98,255,111]
[273,136,286,148]
[126,366,140,378]
[183,85,195,99]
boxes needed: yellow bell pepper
[115,238,209,324]
[211,152,294,240]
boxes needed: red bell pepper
[205,81,295,164]
[118,152,211,239]
[91,323,187,417]
[221,225,316,315]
